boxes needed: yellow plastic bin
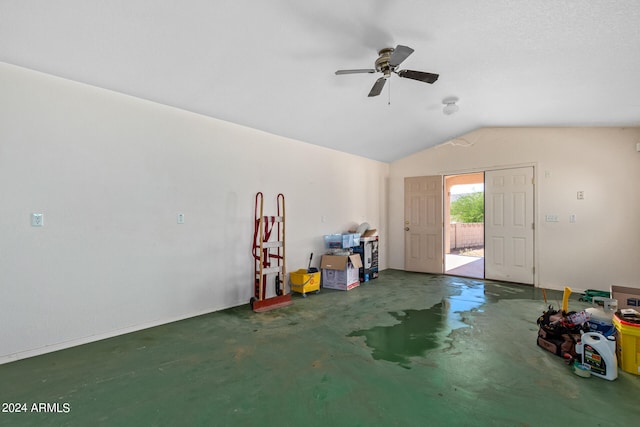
[613,314,640,375]
[289,269,320,298]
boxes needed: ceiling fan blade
[397,69,439,84]
[335,69,376,75]
[368,77,386,97]
[388,45,414,67]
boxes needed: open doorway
[444,173,484,278]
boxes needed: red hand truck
[251,192,293,312]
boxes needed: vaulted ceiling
[2,1,639,162]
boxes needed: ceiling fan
[335,45,439,97]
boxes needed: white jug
[575,332,618,381]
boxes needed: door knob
[404,227,410,231]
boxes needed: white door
[404,176,443,273]
[485,167,534,284]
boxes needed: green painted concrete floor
[1,270,639,427]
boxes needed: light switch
[31,213,44,227]
[577,191,584,200]
[177,213,185,224]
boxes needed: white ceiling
[2,1,640,162]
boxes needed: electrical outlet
[577,191,584,200]
[544,214,559,222]
[31,213,43,227]
[177,213,185,224]
[569,214,576,223]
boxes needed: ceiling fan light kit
[335,45,439,98]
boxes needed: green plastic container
[579,289,611,303]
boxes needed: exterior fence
[450,223,483,249]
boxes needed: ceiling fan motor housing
[375,48,394,78]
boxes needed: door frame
[444,172,485,278]
[436,162,538,286]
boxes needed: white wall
[389,127,640,292]
[0,63,389,363]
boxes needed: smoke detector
[442,97,459,115]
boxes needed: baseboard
[0,306,227,365]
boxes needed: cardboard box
[360,229,377,238]
[611,285,640,309]
[321,254,363,291]
[348,228,378,238]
